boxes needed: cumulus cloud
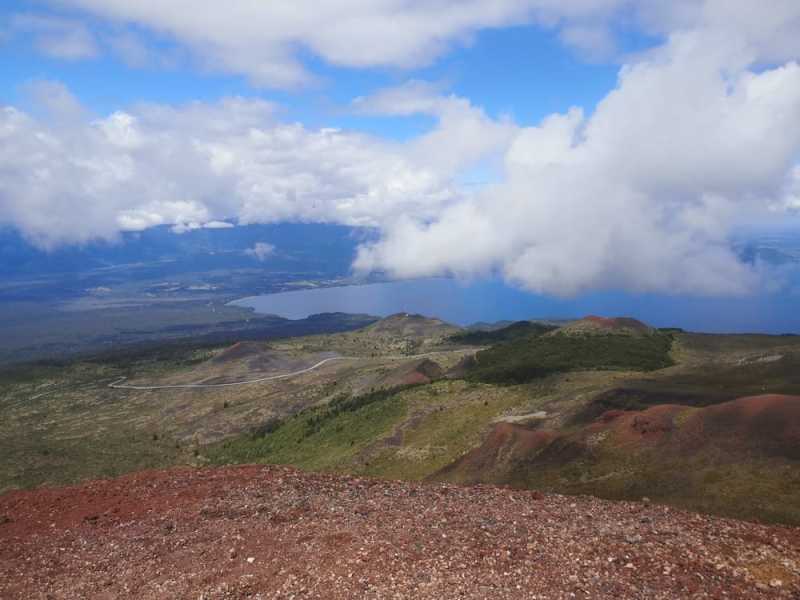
[245,242,276,262]
[354,81,517,177]
[16,1,660,86]
[354,5,800,296]
[4,1,800,298]
[0,82,499,248]
[15,1,800,86]
[203,221,234,230]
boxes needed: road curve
[108,356,357,390]
[107,349,476,391]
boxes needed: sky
[1,1,800,297]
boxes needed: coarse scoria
[1,465,799,599]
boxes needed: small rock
[769,579,783,588]
[228,548,237,560]
[247,557,255,564]
[625,534,643,544]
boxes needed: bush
[303,385,418,437]
[251,417,284,438]
[466,333,674,385]
[449,321,557,346]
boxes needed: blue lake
[231,278,800,334]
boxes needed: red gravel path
[2,465,799,599]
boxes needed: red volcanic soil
[594,394,800,457]
[584,316,652,332]
[585,315,621,327]
[380,358,444,387]
[553,316,655,337]
[2,466,800,599]
[678,394,800,458]
[436,422,558,479]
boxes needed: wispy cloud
[10,14,98,60]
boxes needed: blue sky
[0,1,625,136]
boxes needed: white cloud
[354,80,517,177]
[105,30,158,68]
[203,220,234,230]
[245,242,276,262]
[4,1,800,297]
[18,1,800,86]
[10,14,98,60]
[22,0,641,86]
[0,82,496,249]
[784,167,800,211]
[354,8,800,296]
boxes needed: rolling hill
[4,313,800,531]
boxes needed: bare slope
[436,394,800,524]
[550,316,656,337]
[2,465,799,599]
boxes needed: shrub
[466,333,674,385]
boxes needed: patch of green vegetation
[577,351,800,420]
[0,422,185,493]
[362,382,535,481]
[206,386,412,471]
[467,333,675,385]
[303,385,420,437]
[449,321,557,346]
[510,448,800,526]
[0,354,212,493]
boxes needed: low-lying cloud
[0,83,501,249]
[3,1,800,297]
[353,12,800,296]
[245,242,276,262]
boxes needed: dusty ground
[2,465,799,599]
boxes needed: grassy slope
[468,332,674,384]
[207,380,536,480]
[448,321,557,346]
[496,430,800,525]
[0,359,190,491]
[207,387,413,471]
[6,325,800,526]
[0,314,470,493]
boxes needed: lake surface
[231,278,800,334]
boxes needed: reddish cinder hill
[377,358,444,387]
[436,395,800,524]
[552,316,655,337]
[1,465,799,599]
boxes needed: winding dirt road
[108,350,474,391]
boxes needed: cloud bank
[28,1,800,86]
[354,4,800,296]
[3,1,800,297]
[0,82,502,249]
[27,0,620,86]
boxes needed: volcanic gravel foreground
[2,466,800,599]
